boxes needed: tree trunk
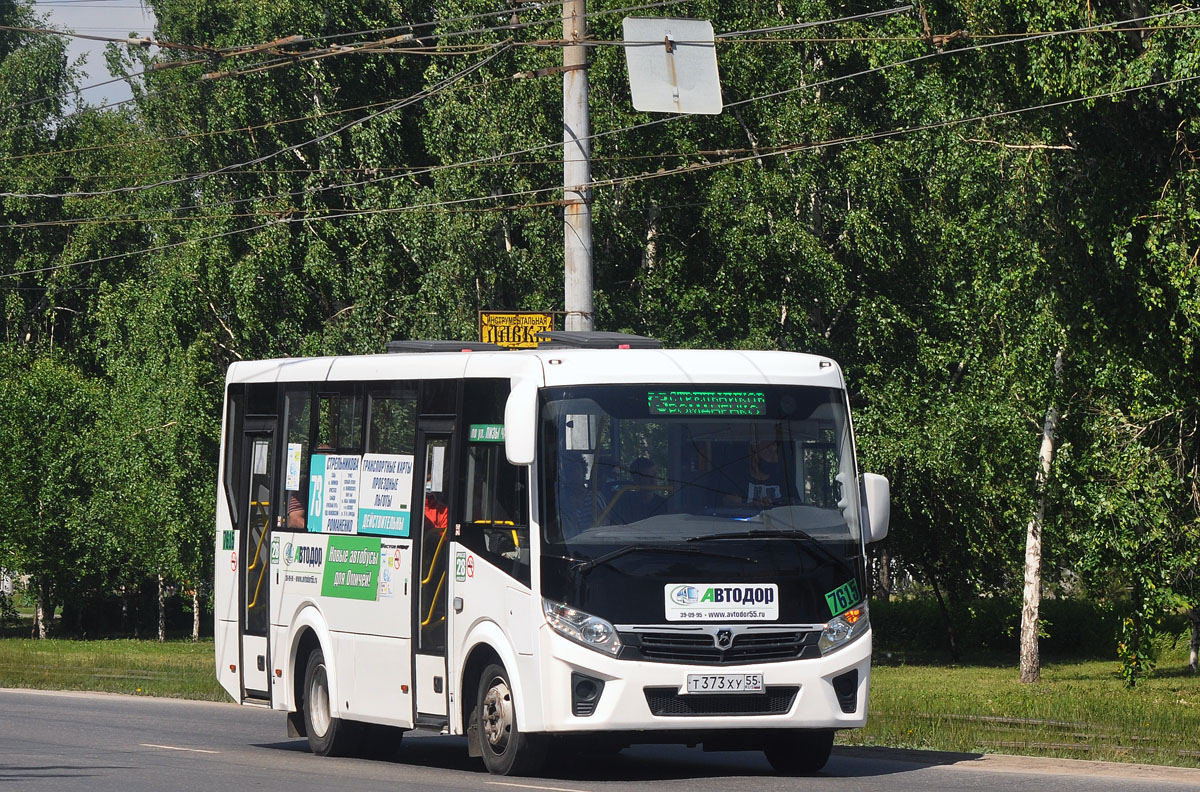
[877,547,892,602]
[33,577,48,639]
[157,573,166,643]
[1020,348,1064,684]
[192,588,200,643]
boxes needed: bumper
[532,624,873,733]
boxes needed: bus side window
[282,389,313,531]
[367,391,416,455]
[460,443,530,586]
[317,393,363,451]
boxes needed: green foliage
[0,347,105,621]
[0,0,1198,672]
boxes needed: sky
[34,0,158,107]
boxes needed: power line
[0,150,768,230]
[0,2,940,193]
[11,16,1195,167]
[0,5,879,159]
[3,6,1195,223]
[0,1,681,134]
[714,5,914,39]
[5,69,1196,280]
[0,41,515,201]
[212,5,1200,216]
[0,23,208,53]
[1,0,664,157]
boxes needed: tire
[476,662,546,776]
[302,647,359,757]
[762,729,834,775]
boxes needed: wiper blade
[688,528,814,542]
[572,544,755,575]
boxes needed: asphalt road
[3,688,1199,791]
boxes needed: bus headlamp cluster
[819,605,869,655]
[542,599,622,656]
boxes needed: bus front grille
[643,686,799,717]
[621,628,820,665]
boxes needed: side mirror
[862,473,890,543]
[504,379,538,466]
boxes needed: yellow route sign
[479,311,555,349]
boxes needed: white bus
[214,332,889,776]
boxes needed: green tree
[0,349,103,636]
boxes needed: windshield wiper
[687,529,850,572]
[572,544,756,575]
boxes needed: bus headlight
[543,599,622,656]
[819,605,869,655]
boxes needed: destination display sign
[648,390,766,416]
[479,311,555,348]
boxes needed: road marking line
[485,782,590,792]
[140,743,219,754]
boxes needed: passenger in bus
[718,438,797,510]
[613,457,668,523]
[287,494,306,529]
[286,443,331,529]
[424,491,448,532]
[741,438,796,508]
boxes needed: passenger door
[239,419,276,700]
[414,425,454,724]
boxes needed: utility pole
[562,0,593,331]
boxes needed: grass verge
[0,638,225,701]
[844,658,1200,767]
[0,637,1197,767]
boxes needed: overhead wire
[0,3,938,194]
[156,6,1200,216]
[1,0,686,120]
[716,5,914,39]
[1,6,1196,257]
[12,4,1188,157]
[0,39,516,201]
[2,5,1196,228]
[5,67,1196,280]
[0,149,771,230]
[0,2,869,158]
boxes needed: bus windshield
[539,384,863,564]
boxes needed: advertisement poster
[307,454,361,534]
[357,453,415,537]
[286,443,302,490]
[378,541,406,599]
[664,583,779,621]
[321,535,381,600]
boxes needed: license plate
[684,673,763,694]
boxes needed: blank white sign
[623,17,723,115]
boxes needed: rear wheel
[302,647,359,757]
[476,663,546,775]
[762,729,834,775]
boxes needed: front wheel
[302,647,359,757]
[763,729,834,775]
[476,663,546,776]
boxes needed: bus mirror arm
[862,473,890,543]
[504,379,538,466]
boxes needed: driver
[557,452,606,538]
